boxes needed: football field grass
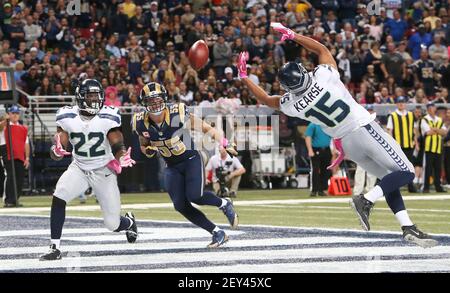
[3,189,450,234]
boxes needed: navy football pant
[165,152,222,233]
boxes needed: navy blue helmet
[278,62,312,94]
[75,79,104,115]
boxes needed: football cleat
[207,230,229,248]
[402,225,439,248]
[39,244,62,261]
[350,194,374,231]
[125,212,138,243]
[220,199,239,229]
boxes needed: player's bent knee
[104,217,120,232]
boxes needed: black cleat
[125,212,138,243]
[220,199,239,229]
[318,191,327,197]
[402,225,439,248]
[350,194,374,231]
[207,230,229,248]
[310,191,317,197]
[39,244,62,261]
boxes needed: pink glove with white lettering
[51,133,71,157]
[327,138,345,170]
[270,22,295,42]
[237,51,249,79]
[107,147,136,174]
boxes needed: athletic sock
[364,185,383,203]
[213,226,221,233]
[51,239,61,249]
[50,197,66,242]
[114,216,133,232]
[395,210,414,227]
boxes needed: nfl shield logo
[143,132,150,138]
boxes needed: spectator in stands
[413,49,437,97]
[213,34,232,78]
[0,105,30,208]
[105,86,122,107]
[381,42,406,85]
[384,9,407,43]
[23,15,42,48]
[428,35,448,68]
[409,23,432,60]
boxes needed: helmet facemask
[78,90,104,115]
[144,95,166,115]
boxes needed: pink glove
[119,147,136,168]
[237,51,249,79]
[107,147,136,174]
[52,133,71,157]
[270,22,295,42]
[327,138,345,170]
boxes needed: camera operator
[205,145,246,198]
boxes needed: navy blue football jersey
[132,103,197,165]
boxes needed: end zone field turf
[1,190,449,273]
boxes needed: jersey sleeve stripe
[98,113,121,124]
[56,113,77,121]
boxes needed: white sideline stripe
[1,246,450,271]
[0,227,243,239]
[119,259,450,273]
[0,237,396,256]
[261,205,450,214]
[1,194,450,214]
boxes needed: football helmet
[139,82,168,114]
[75,79,104,115]
[278,62,312,94]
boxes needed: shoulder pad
[56,106,78,121]
[98,106,121,124]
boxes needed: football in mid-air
[188,40,209,70]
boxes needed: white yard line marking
[0,227,243,239]
[1,194,450,214]
[119,259,450,273]
[1,245,450,271]
[0,236,395,256]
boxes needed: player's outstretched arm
[237,52,281,109]
[271,22,337,69]
[50,127,70,161]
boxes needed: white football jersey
[279,64,375,138]
[55,105,121,171]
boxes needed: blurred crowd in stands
[0,0,449,111]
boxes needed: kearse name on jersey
[293,83,324,112]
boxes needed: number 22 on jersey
[71,132,106,157]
